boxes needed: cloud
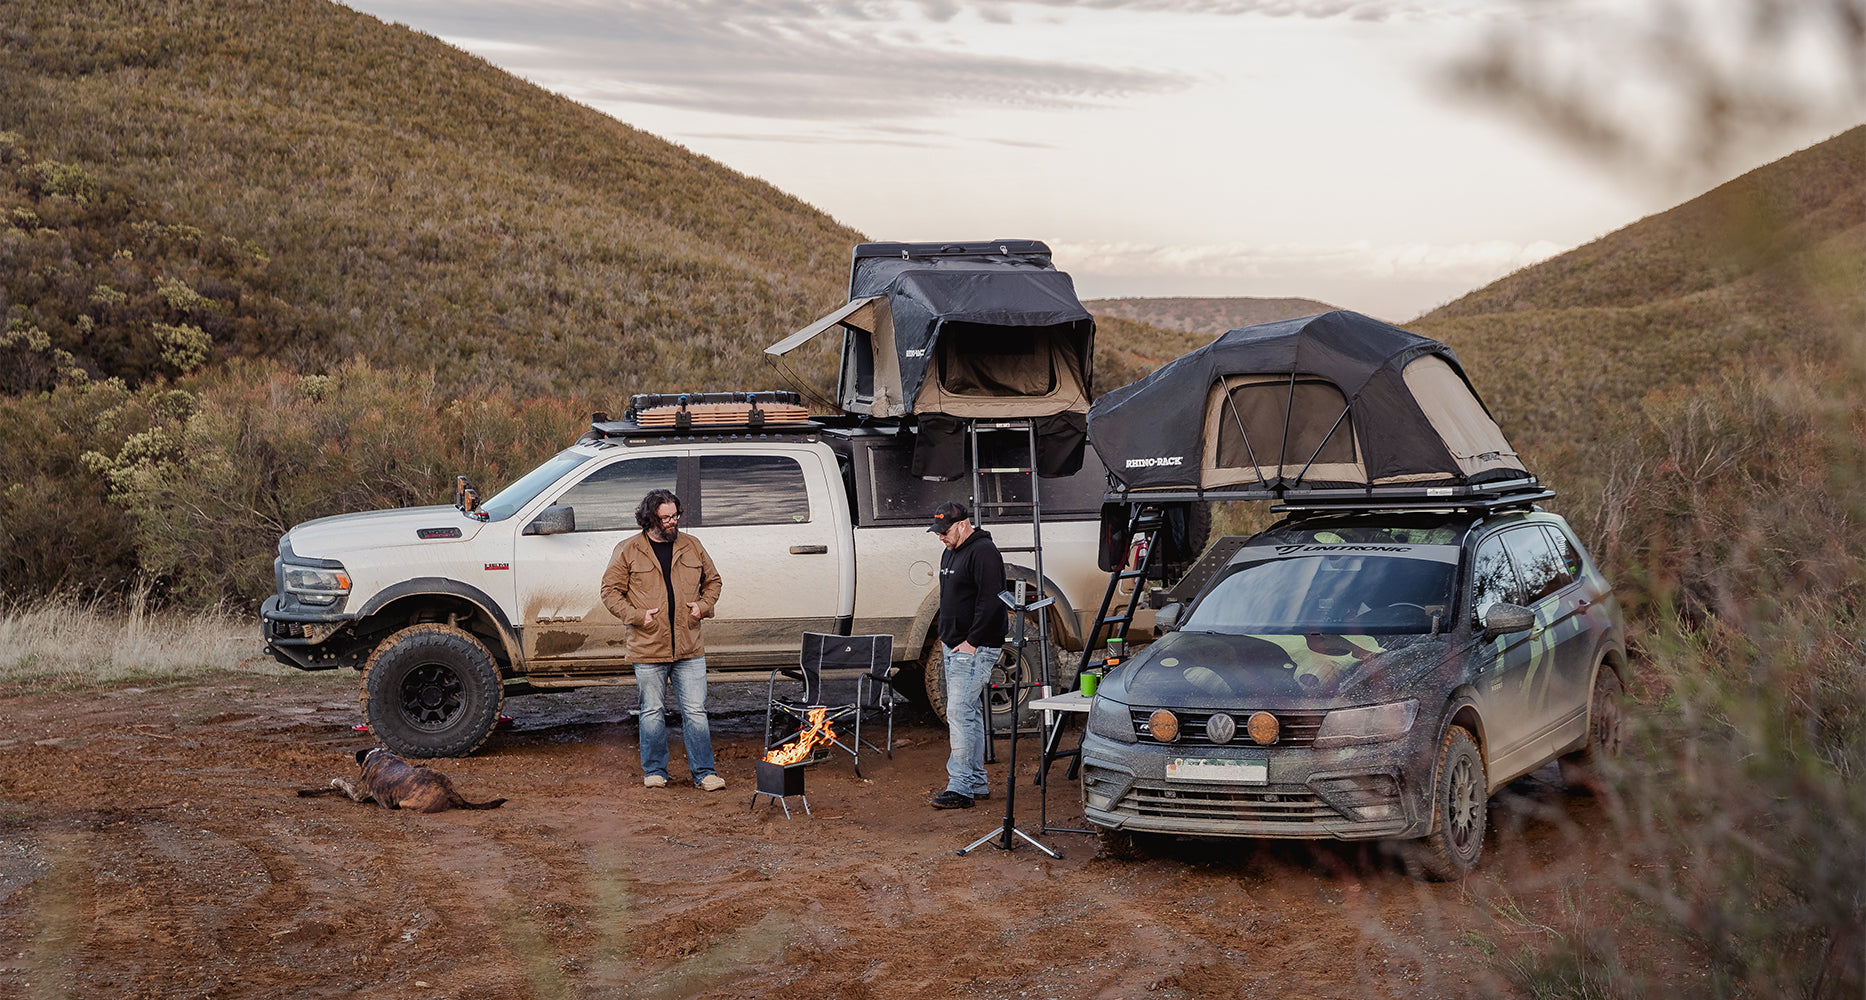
[355,1,1201,121]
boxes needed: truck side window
[698,455,810,526]
[554,456,678,532]
[1471,534,1522,623]
[1502,527,1566,603]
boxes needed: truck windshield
[1183,550,1458,635]
[477,449,594,522]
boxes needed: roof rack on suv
[1273,478,1555,516]
[1105,475,1554,514]
[585,391,821,442]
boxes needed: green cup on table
[1079,670,1100,698]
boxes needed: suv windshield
[477,449,596,522]
[1183,548,1458,635]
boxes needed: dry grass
[0,598,275,688]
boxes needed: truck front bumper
[261,595,362,671]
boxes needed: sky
[339,0,1860,322]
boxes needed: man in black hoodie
[927,501,1007,810]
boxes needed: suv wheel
[1095,825,1161,861]
[360,623,504,758]
[1406,725,1486,881]
[1560,668,1626,794]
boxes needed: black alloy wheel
[361,623,504,758]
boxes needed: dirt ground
[0,667,1693,999]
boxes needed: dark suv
[1079,505,1627,879]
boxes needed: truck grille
[1132,708,1327,748]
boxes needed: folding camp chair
[764,632,897,777]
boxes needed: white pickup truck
[261,404,1134,757]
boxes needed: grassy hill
[1084,295,1337,337]
[0,0,863,399]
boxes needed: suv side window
[1541,525,1583,583]
[1503,527,1567,604]
[1471,535,1522,622]
[698,455,810,526]
[554,456,678,532]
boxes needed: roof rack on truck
[583,390,822,443]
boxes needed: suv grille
[1132,708,1327,748]
[1113,781,1337,824]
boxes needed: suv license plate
[1167,757,1267,784]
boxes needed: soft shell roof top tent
[767,240,1095,421]
[1087,310,1539,504]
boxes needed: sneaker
[697,774,726,792]
[930,790,975,810]
[643,775,668,788]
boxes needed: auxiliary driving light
[1248,711,1280,745]
[1148,709,1181,743]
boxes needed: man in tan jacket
[600,489,726,790]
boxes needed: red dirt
[0,669,1686,999]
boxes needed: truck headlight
[1314,700,1418,747]
[282,564,352,608]
[1087,697,1137,743]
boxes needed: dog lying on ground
[298,748,506,813]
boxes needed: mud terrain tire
[1405,725,1486,881]
[361,623,504,758]
[1560,668,1626,794]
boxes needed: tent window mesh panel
[936,322,1059,397]
[1215,379,1355,470]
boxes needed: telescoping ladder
[964,418,1053,753]
[1081,503,1166,670]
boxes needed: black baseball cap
[927,501,969,534]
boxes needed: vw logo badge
[1206,713,1237,745]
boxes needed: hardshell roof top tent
[766,240,1095,420]
[1087,310,1540,506]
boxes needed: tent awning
[764,295,884,358]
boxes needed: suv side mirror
[1481,601,1535,639]
[1154,602,1184,634]
[523,504,575,536]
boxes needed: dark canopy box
[766,240,1096,478]
[1087,310,1538,505]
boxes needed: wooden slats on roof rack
[634,401,811,427]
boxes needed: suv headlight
[282,563,352,608]
[1314,699,1418,747]
[1087,697,1137,743]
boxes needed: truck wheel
[922,640,950,723]
[1560,668,1626,794]
[1403,725,1487,881]
[360,623,504,758]
[921,636,1047,728]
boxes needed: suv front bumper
[1079,729,1431,841]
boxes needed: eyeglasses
[658,513,681,522]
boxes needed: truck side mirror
[1154,602,1184,634]
[1481,601,1535,639]
[523,505,575,536]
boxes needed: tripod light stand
[957,581,1061,859]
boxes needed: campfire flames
[763,707,836,765]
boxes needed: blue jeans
[635,657,716,784]
[942,645,1001,797]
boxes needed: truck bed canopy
[1087,311,1528,499]
[768,240,1094,420]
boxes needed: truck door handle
[790,545,828,555]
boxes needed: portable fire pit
[750,707,835,819]
[751,759,809,818]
